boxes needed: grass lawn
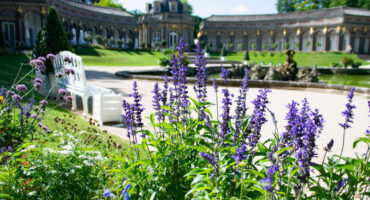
[75,47,164,66]
[319,74,370,88]
[211,51,370,67]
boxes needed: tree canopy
[94,0,127,11]
[277,0,370,13]
[180,0,193,15]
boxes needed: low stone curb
[115,71,370,95]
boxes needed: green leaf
[276,147,295,156]
[246,169,265,178]
[251,186,264,194]
[353,137,370,148]
[185,186,211,197]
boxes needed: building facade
[0,0,138,48]
[138,0,195,49]
[199,7,370,54]
[0,0,194,49]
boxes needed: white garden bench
[52,51,118,120]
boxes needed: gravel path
[83,66,369,162]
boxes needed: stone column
[359,32,365,54]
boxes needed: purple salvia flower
[219,88,232,141]
[220,66,229,86]
[194,42,208,103]
[334,179,347,192]
[339,88,356,129]
[261,164,279,192]
[130,81,144,128]
[46,54,56,60]
[231,144,248,164]
[177,38,189,117]
[152,82,163,121]
[213,78,218,93]
[233,69,249,144]
[15,84,27,93]
[325,139,334,151]
[200,152,217,167]
[248,89,271,148]
[121,100,136,144]
[161,74,168,107]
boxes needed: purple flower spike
[152,82,163,121]
[219,88,232,141]
[339,88,356,129]
[200,152,217,167]
[194,42,208,104]
[130,81,144,128]
[213,78,218,93]
[325,139,334,151]
[220,66,229,85]
[231,144,248,164]
[15,84,27,93]
[248,89,271,148]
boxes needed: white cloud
[230,4,248,13]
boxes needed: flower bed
[0,40,369,199]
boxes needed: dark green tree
[33,29,48,59]
[34,6,71,73]
[180,0,193,15]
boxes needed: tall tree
[277,0,298,13]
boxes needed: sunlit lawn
[210,51,370,67]
[75,47,164,66]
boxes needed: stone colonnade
[201,26,370,54]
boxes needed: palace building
[199,7,370,54]
[1,1,370,54]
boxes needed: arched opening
[169,30,178,49]
[329,30,339,51]
[302,31,311,52]
[24,11,41,47]
[315,30,324,51]
[274,32,283,51]
[248,33,257,51]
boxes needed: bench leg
[82,96,88,116]
[71,93,77,111]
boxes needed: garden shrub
[220,47,226,57]
[244,51,250,61]
[331,62,342,67]
[351,61,362,69]
[341,56,353,68]
[1,38,369,200]
[158,57,170,66]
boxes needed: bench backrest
[52,51,87,93]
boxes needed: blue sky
[117,0,278,18]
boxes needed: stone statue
[280,50,298,81]
[297,64,319,82]
[249,65,267,80]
